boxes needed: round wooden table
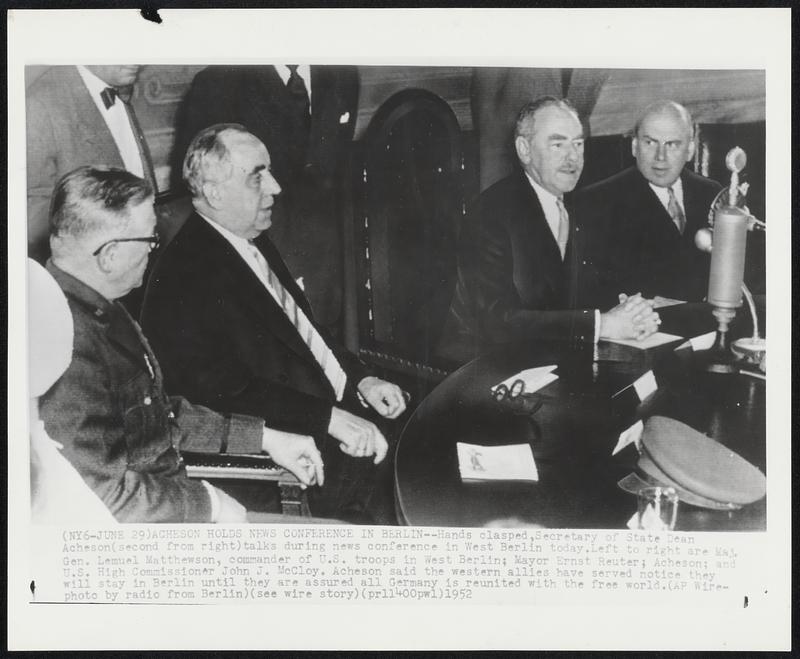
[394,303,766,530]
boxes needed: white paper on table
[674,331,716,352]
[612,369,658,402]
[605,331,683,350]
[612,419,644,456]
[652,295,686,309]
[456,442,539,481]
[491,365,558,394]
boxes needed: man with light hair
[574,100,722,306]
[142,124,407,524]
[440,96,661,363]
[39,166,324,523]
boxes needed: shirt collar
[76,65,114,104]
[524,172,563,209]
[274,65,312,89]
[648,175,684,200]
[197,211,254,251]
[46,260,114,315]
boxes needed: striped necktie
[556,197,570,260]
[248,244,346,401]
[667,186,686,235]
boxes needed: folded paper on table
[675,331,716,352]
[612,369,658,402]
[613,419,644,456]
[491,365,558,394]
[456,442,539,482]
[652,296,686,309]
[605,332,683,350]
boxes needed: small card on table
[456,442,539,482]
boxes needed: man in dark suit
[574,101,722,307]
[439,97,660,363]
[142,124,406,523]
[39,166,324,523]
[171,65,359,333]
[26,65,157,263]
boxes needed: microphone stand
[694,147,765,375]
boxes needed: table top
[394,302,766,530]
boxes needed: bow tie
[100,85,134,109]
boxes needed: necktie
[667,186,686,235]
[286,65,311,130]
[248,244,347,401]
[100,86,158,194]
[556,197,570,260]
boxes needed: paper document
[612,419,644,456]
[491,365,558,394]
[457,442,539,481]
[605,332,683,350]
[652,296,686,309]
[675,331,716,352]
[612,369,658,402]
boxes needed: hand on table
[357,376,408,419]
[261,427,325,488]
[328,406,389,464]
[599,292,661,340]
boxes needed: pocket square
[339,111,350,124]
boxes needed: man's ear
[631,136,638,159]
[95,243,116,274]
[514,135,530,164]
[685,137,696,163]
[202,181,222,210]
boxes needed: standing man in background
[172,64,359,335]
[26,65,157,262]
[574,101,722,307]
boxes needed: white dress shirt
[649,177,685,215]
[274,64,312,110]
[525,172,563,245]
[76,66,144,177]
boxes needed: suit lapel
[632,169,680,235]
[517,173,564,294]
[245,66,297,127]
[65,67,125,167]
[189,216,316,364]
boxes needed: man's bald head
[632,101,696,188]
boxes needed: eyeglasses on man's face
[92,230,161,256]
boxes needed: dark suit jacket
[26,66,127,261]
[574,166,722,307]
[172,65,359,190]
[39,263,265,522]
[170,65,359,329]
[439,170,596,362]
[141,212,372,441]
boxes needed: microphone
[695,147,765,374]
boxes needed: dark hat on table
[618,415,766,510]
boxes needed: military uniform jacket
[39,263,266,522]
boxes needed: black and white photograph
[8,8,791,651]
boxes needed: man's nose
[565,143,579,163]
[263,174,281,195]
[655,143,667,161]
